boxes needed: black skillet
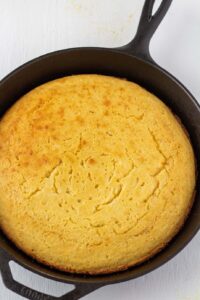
[0,0,200,299]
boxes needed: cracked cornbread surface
[0,74,195,274]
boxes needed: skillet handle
[0,249,103,300]
[120,0,173,62]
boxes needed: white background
[0,0,200,299]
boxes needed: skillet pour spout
[0,0,200,299]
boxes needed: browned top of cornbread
[0,74,196,274]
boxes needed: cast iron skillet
[0,0,200,299]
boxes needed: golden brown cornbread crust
[0,74,196,274]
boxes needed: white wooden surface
[0,0,200,299]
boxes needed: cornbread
[0,74,195,274]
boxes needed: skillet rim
[0,46,199,285]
